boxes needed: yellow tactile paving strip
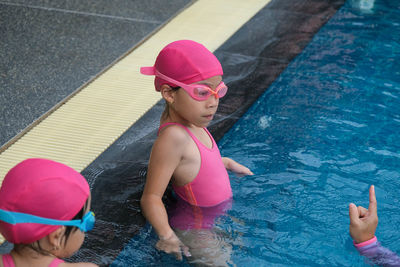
[0,0,270,244]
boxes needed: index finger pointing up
[368,185,377,214]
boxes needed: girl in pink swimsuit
[0,158,98,267]
[140,40,254,264]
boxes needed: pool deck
[0,0,345,264]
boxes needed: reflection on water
[350,0,376,13]
[168,197,234,266]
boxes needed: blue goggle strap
[0,209,94,232]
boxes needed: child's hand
[349,185,378,244]
[222,157,254,177]
[156,231,191,261]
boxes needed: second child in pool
[140,40,253,263]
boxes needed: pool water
[112,0,400,266]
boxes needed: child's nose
[207,94,219,107]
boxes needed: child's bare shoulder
[158,124,190,145]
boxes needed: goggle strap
[0,209,85,227]
[154,69,186,88]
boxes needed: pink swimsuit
[169,196,232,230]
[158,123,232,207]
[1,254,64,267]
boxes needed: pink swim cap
[140,40,223,91]
[0,158,90,244]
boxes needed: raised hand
[349,185,378,244]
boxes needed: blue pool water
[112,0,400,266]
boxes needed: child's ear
[160,85,175,104]
[47,226,65,249]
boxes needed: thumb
[349,203,360,224]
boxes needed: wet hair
[13,199,87,256]
[161,86,180,121]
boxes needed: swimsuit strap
[202,127,216,147]
[48,258,65,267]
[49,258,64,267]
[0,254,64,267]
[2,254,15,267]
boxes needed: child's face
[173,75,222,127]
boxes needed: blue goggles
[0,209,95,232]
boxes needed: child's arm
[354,237,400,266]
[221,157,253,176]
[140,127,190,260]
[349,185,400,266]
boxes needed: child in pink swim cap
[0,158,98,267]
[140,40,254,264]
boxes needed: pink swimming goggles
[141,67,228,101]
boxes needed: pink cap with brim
[140,40,223,91]
[0,158,90,244]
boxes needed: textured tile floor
[0,0,191,147]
